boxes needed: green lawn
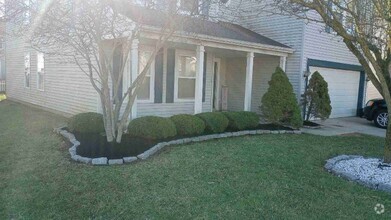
[1,100,390,219]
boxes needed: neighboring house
[234,1,381,118]
[4,0,378,119]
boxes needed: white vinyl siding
[366,80,382,102]
[237,1,305,99]
[6,34,98,116]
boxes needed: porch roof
[115,3,291,50]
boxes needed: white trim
[212,58,221,111]
[36,52,45,91]
[162,47,168,103]
[280,56,287,72]
[244,52,254,111]
[130,39,139,119]
[194,45,205,114]
[137,49,155,103]
[174,49,197,103]
[24,52,31,89]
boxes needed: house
[4,0,380,119]
[5,1,292,118]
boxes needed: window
[138,50,154,102]
[24,52,30,88]
[325,0,355,34]
[175,52,197,101]
[179,0,199,13]
[37,52,44,91]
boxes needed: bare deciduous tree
[4,0,210,143]
[265,0,391,162]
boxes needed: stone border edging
[324,155,391,194]
[54,127,302,166]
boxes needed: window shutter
[154,49,164,103]
[166,48,175,103]
[202,53,207,102]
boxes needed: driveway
[302,117,386,138]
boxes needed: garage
[309,66,362,118]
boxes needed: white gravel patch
[325,155,391,193]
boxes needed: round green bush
[68,112,105,134]
[224,111,259,131]
[170,114,206,137]
[127,116,177,140]
[196,112,229,134]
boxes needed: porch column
[194,45,205,114]
[280,56,287,72]
[130,39,139,120]
[244,52,254,111]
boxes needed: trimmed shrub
[260,67,303,128]
[224,111,259,131]
[302,71,332,121]
[196,112,229,134]
[170,114,206,137]
[127,116,177,140]
[68,112,105,134]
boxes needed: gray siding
[225,55,280,113]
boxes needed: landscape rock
[78,157,92,164]
[325,155,391,194]
[108,159,123,165]
[92,157,108,165]
[71,155,81,162]
[123,157,138,163]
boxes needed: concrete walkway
[302,117,386,138]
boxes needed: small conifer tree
[302,71,332,121]
[260,67,303,128]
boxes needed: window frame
[36,52,45,91]
[174,49,197,102]
[24,52,31,89]
[137,47,155,103]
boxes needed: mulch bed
[74,123,295,159]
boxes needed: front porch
[127,37,292,118]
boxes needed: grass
[0,100,391,219]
